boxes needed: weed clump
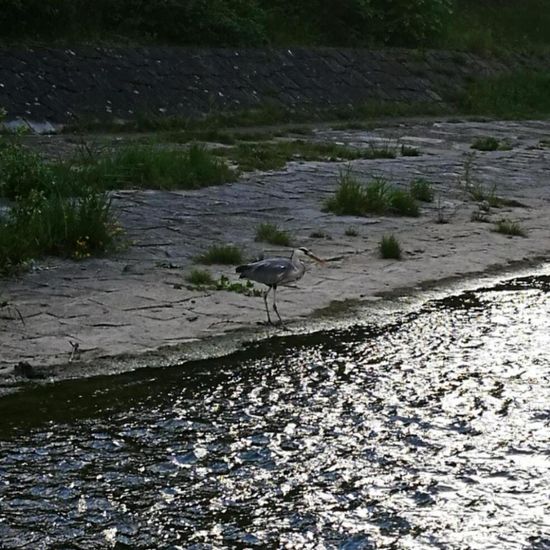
[185,271,262,296]
[379,235,402,259]
[471,136,500,151]
[195,244,244,265]
[389,189,420,217]
[325,171,420,218]
[255,223,291,246]
[324,171,369,216]
[185,268,215,286]
[401,145,421,157]
[410,178,434,202]
[0,142,120,274]
[494,219,526,237]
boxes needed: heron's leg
[272,285,284,325]
[263,286,273,325]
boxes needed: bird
[235,247,324,325]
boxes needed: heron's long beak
[305,251,326,266]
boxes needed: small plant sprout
[410,178,434,202]
[345,227,358,237]
[255,223,291,246]
[494,219,527,237]
[460,154,502,207]
[379,234,402,259]
[195,244,244,265]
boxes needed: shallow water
[0,274,549,549]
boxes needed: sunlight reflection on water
[0,274,548,549]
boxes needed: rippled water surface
[0,274,549,549]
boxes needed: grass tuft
[185,268,215,286]
[324,170,369,216]
[401,145,421,157]
[255,223,291,246]
[471,136,500,151]
[389,189,420,217]
[195,244,244,265]
[379,235,402,259]
[410,178,434,202]
[345,227,358,237]
[325,171,420,218]
[493,219,527,237]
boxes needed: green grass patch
[60,144,237,191]
[401,145,421,157]
[389,189,420,217]
[255,223,291,246]
[0,141,120,275]
[185,268,215,286]
[195,244,244,265]
[379,235,402,259]
[213,275,262,295]
[0,188,119,275]
[410,178,434,202]
[216,140,390,172]
[493,219,527,237]
[324,170,370,216]
[471,136,501,151]
[65,100,449,137]
[459,71,550,119]
[0,142,77,200]
[324,171,420,218]
[184,271,262,296]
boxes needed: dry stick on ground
[0,298,25,325]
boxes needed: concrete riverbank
[1,117,549,390]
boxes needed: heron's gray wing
[242,258,293,286]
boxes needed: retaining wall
[0,47,547,131]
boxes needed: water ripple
[0,274,549,549]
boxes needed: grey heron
[235,247,324,325]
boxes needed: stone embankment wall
[0,47,547,130]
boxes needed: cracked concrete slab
[1,119,549,383]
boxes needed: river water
[0,273,548,549]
